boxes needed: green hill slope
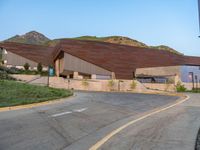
[3,31,183,55]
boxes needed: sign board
[49,68,54,76]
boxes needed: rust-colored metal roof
[0,40,200,79]
[0,42,54,66]
[56,39,200,79]
[183,56,200,66]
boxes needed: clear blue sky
[0,0,199,56]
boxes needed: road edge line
[89,95,190,150]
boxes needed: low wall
[12,75,179,92]
[142,83,175,92]
[11,75,147,92]
[49,77,147,92]
[183,83,196,90]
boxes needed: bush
[24,63,30,71]
[176,81,186,92]
[108,80,115,91]
[0,66,21,74]
[82,79,89,89]
[37,63,43,73]
[0,70,15,80]
[130,80,137,90]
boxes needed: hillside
[47,36,182,55]
[5,31,50,45]
[3,31,183,55]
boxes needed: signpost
[47,66,54,87]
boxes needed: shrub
[24,63,30,71]
[37,63,43,73]
[176,81,186,92]
[82,79,89,89]
[0,70,15,80]
[0,66,19,74]
[108,80,115,91]
[130,80,137,90]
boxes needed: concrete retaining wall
[11,75,148,92]
[12,75,188,92]
[142,83,175,92]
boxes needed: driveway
[0,91,194,150]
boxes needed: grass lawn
[0,80,73,107]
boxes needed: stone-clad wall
[12,75,149,92]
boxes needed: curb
[0,94,74,112]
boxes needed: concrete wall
[142,83,175,92]
[62,53,112,76]
[12,75,149,93]
[136,66,181,77]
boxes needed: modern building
[0,42,54,70]
[0,40,200,83]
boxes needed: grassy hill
[5,31,50,45]
[3,31,183,55]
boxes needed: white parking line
[74,107,88,112]
[51,107,88,117]
[51,111,72,117]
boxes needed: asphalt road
[0,91,196,150]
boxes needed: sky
[0,0,199,56]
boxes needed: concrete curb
[75,89,182,97]
[0,91,183,113]
[0,94,75,112]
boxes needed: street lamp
[198,0,200,36]
[189,72,194,90]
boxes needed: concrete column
[73,72,79,79]
[91,74,97,79]
[111,72,116,79]
[55,59,60,77]
[174,74,181,85]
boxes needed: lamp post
[198,0,200,36]
[195,75,198,91]
[189,72,194,90]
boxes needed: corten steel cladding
[0,40,200,79]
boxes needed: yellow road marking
[89,95,190,150]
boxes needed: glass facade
[181,65,200,83]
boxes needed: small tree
[176,81,186,92]
[108,80,115,91]
[130,80,137,90]
[24,63,30,71]
[37,63,43,73]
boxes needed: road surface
[0,91,198,150]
